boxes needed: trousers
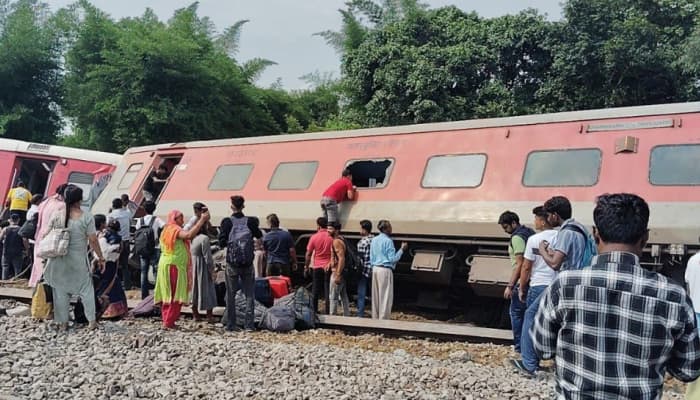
[371,266,393,319]
[225,264,255,330]
[329,275,349,316]
[52,279,96,324]
[311,267,330,315]
[320,197,339,224]
[161,265,182,328]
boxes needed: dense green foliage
[0,0,63,142]
[2,0,700,152]
[326,0,700,126]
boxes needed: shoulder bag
[37,211,70,259]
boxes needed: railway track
[0,285,512,345]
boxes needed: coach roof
[125,101,700,155]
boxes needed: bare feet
[88,321,98,330]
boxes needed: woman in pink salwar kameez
[28,184,67,287]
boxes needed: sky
[46,0,563,89]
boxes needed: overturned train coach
[0,138,122,212]
[92,102,700,321]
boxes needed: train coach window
[118,163,143,190]
[650,144,700,185]
[269,161,318,190]
[209,164,254,190]
[345,159,394,188]
[523,149,601,187]
[421,154,487,188]
[67,172,94,202]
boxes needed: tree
[0,0,63,143]
[538,0,700,111]
[62,3,281,152]
[339,6,555,126]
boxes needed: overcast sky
[46,0,563,89]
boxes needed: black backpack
[2,226,24,258]
[133,217,156,257]
[226,216,254,267]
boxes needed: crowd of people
[4,170,700,398]
[500,193,700,398]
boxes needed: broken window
[345,159,394,188]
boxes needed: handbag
[37,212,70,259]
[31,281,53,319]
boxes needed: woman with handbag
[29,184,67,287]
[154,209,209,329]
[42,185,106,331]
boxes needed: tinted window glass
[523,149,601,187]
[422,154,487,188]
[118,163,142,190]
[650,144,700,185]
[269,161,318,190]
[209,164,254,190]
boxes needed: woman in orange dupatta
[154,209,210,329]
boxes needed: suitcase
[268,276,291,299]
[254,277,273,307]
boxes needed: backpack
[133,216,156,257]
[332,237,362,279]
[226,216,254,267]
[561,223,598,269]
[510,225,536,252]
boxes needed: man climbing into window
[320,169,356,224]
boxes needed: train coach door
[135,153,183,207]
[11,157,56,197]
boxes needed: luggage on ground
[275,287,317,330]
[129,294,159,318]
[260,304,295,332]
[254,277,273,307]
[221,289,268,327]
[267,275,291,299]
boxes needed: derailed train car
[92,102,700,320]
[0,138,122,211]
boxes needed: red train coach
[0,138,122,211]
[92,102,700,315]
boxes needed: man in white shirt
[134,201,165,299]
[511,205,560,375]
[108,197,134,289]
[685,251,700,397]
[183,202,206,231]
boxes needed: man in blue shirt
[369,220,407,319]
[262,213,296,276]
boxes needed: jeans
[225,264,255,330]
[311,268,330,315]
[320,197,339,224]
[139,250,160,299]
[329,275,350,316]
[509,285,526,353]
[521,285,548,371]
[1,254,23,280]
[357,274,370,317]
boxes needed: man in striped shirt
[356,219,374,318]
[533,193,700,399]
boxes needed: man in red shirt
[320,169,356,224]
[304,217,334,314]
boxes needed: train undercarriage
[290,231,697,329]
